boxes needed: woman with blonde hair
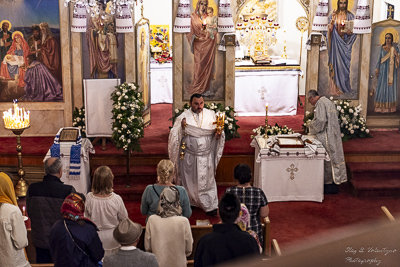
[141,159,191,220]
[85,166,128,256]
[0,172,31,267]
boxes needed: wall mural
[318,0,360,100]
[136,18,151,126]
[183,0,224,101]
[367,20,400,116]
[0,0,62,102]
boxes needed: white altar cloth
[235,69,301,116]
[150,62,173,104]
[44,138,95,194]
[252,135,326,202]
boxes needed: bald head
[44,157,62,177]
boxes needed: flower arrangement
[251,123,294,138]
[171,102,240,141]
[303,99,371,142]
[72,107,86,138]
[111,82,145,153]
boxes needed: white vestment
[309,96,347,184]
[168,108,225,212]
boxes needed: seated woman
[145,187,193,267]
[0,172,31,267]
[141,159,191,221]
[50,193,104,267]
[0,31,29,87]
[85,166,128,256]
[225,163,269,246]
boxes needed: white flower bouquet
[111,82,145,152]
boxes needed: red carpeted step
[347,162,400,197]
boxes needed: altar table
[252,135,326,202]
[44,138,95,194]
[235,60,301,116]
[150,62,173,104]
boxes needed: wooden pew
[27,217,271,266]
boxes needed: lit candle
[265,103,269,116]
[22,206,26,216]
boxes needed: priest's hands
[181,118,188,129]
[215,132,221,139]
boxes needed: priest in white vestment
[168,94,225,215]
[307,90,347,192]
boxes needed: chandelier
[64,0,137,17]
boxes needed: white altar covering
[252,135,326,202]
[150,62,173,104]
[44,138,95,194]
[235,59,301,116]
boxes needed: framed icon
[59,129,79,142]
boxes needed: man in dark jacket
[194,193,261,267]
[26,157,76,263]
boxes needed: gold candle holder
[215,112,225,135]
[265,103,269,138]
[3,100,30,197]
[180,142,186,160]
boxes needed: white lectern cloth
[45,138,95,194]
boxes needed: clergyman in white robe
[309,96,347,184]
[168,108,225,212]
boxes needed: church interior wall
[0,0,398,137]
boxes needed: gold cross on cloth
[286,163,299,180]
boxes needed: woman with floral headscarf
[145,186,193,267]
[50,193,104,267]
[0,31,30,87]
[0,172,31,267]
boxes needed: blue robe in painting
[327,12,357,95]
[374,45,400,113]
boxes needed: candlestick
[265,103,269,138]
[22,206,26,216]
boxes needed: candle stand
[9,126,30,197]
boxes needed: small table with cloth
[252,135,328,202]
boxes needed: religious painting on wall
[150,25,170,53]
[136,18,151,127]
[318,0,360,100]
[0,0,62,102]
[183,0,224,101]
[367,20,400,116]
[85,8,118,79]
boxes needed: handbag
[64,220,101,267]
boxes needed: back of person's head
[92,166,114,194]
[219,193,241,224]
[113,218,143,246]
[234,164,252,184]
[157,186,182,218]
[307,89,319,98]
[61,193,86,223]
[44,157,62,176]
[157,159,174,183]
[0,172,18,206]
